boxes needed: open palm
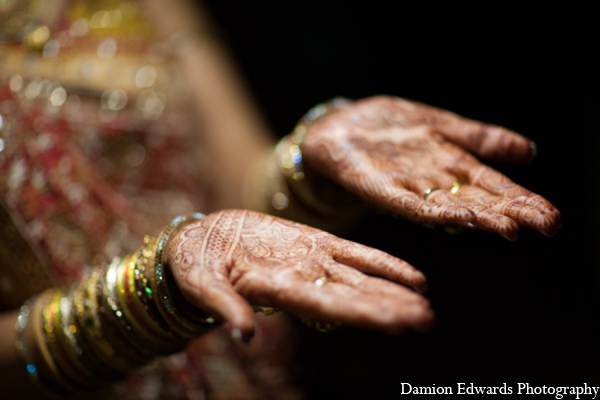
[301,96,561,240]
[166,210,432,340]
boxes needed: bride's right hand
[166,209,433,341]
[300,96,561,240]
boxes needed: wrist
[244,98,367,233]
[149,214,219,339]
[14,213,219,397]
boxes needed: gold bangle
[44,289,97,391]
[60,285,118,385]
[279,98,355,216]
[132,241,184,339]
[150,213,218,339]
[15,296,67,399]
[73,268,131,377]
[113,254,167,353]
[101,257,156,363]
[272,98,366,228]
[96,260,152,370]
[116,252,187,355]
[15,234,225,398]
[32,289,84,397]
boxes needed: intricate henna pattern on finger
[301,95,561,237]
[430,108,535,163]
[165,210,432,332]
[331,239,427,291]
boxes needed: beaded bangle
[116,252,187,355]
[132,242,180,337]
[123,241,187,346]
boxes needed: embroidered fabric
[0,1,303,398]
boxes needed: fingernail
[529,142,537,161]
[415,311,436,333]
[231,327,254,344]
[231,328,243,342]
[501,233,518,242]
[538,229,556,238]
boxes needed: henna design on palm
[301,96,561,240]
[167,210,432,340]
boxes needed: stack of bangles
[275,97,353,218]
[14,214,218,398]
[246,97,365,233]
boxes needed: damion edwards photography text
[401,383,600,399]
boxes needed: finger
[237,268,433,333]
[328,238,427,292]
[299,280,433,333]
[425,189,519,240]
[430,107,536,163]
[456,186,560,237]
[340,172,478,227]
[429,185,562,239]
[467,206,519,240]
[441,184,561,237]
[445,159,562,236]
[465,166,562,235]
[323,259,427,298]
[393,188,478,227]
[183,269,256,341]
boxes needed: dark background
[204,2,599,398]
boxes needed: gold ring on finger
[450,182,465,195]
[423,187,441,200]
[315,277,328,287]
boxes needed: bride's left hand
[300,96,561,240]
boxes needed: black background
[203,2,599,398]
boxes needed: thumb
[181,269,256,342]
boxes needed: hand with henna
[166,209,432,341]
[301,96,562,240]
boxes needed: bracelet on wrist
[245,98,366,233]
[15,213,220,397]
